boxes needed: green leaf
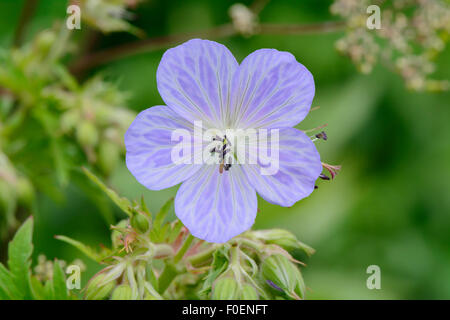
[0,263,22,299]
[7,216,33,299]
[82,167,132,217]
[200,246,230,296]
[43,279,54,300]
[29,275,46,300]
[154,198,173,230]
[52,260,68,300]
[55,235,108,262]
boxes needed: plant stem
[69,20,345,75]
[157,262,178,294]
[187,246,217,267]
[69,24,236,75]
[257,21,345,35]
[13,0,39,47]
[173,234,194,264]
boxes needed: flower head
[125,39,322,243]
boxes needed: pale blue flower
[125,39,322,243]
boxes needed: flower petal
[242,128,322,206]
[175,164,257,243]
[157,39,238,128]
[125,105,202,190]
[230,49,315,129]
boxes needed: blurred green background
[1,0,450,299]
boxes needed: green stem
[187,246,217,267]
[157,262,178,294]
[174,234,194,264]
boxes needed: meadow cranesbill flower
[125,39,322,243]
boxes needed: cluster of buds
[73,0,146,37]
[34,254,86,282]
[0,27,136,234]
[0,152,34,236]
[60,170,315,300]
[204,230,311,300]
[331,0,450,91]
[229,3,259,37]
[58,76,135,175]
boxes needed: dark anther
[315,131,327,141]
[314,185,318,189]
[224,163,232,171]
[319,173,330,180]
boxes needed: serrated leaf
[168,220,183,243]
[52,260,69,300]
[43,279,54,300]
[7,216,33,299]
[55,235,107,262]
[154,198,173,230]
[0,263,23,299]
[29,275,46,300]
[200,246,230,296]
[82,167,132,217]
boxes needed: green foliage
[0,26,135,236]
[51,171,312,300]
[0,217,73,300]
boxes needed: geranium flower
[125,39,322,243]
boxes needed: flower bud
[130,212,149,233]
[60,109,80,133]
[111,284,133,300]
[76,121,99,148]
[261,254,305,300]
[212,277,238,300]
[253,229,315,255]
[16,176,35,207]
[34,30,56,54]
[241,284,259,300]
[85,273,115,300]
[97,140,120,176]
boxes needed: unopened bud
[76,121,98,147]
[85,273,115,300]
[60,109,80,133]
[16,176,35,207]
[241,284,259,300]
[111,284,133,300]
[97,140,120,176]
[261,254,306,300]
[212,277,238,300]
[252,229,315,255]
[130,212,149,233]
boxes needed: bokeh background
[1,0,450,299]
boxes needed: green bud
[253,229,315,255]
[130,212,149,233]
[97,140,120,176]
[261,254,305,300]
[76,121,99,148]
[85,273,115,300]
[60,109,80,133]
[241,284,259,300]
[111,284,133,300]
[16,176,35,207]
[34,30,56,54]
[212,277,238,300]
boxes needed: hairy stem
[173,234,194,264]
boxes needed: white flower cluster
[332,0,450,91]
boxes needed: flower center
[210,135,233,173]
